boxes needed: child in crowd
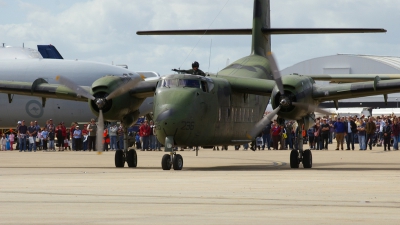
[48,128,55,151]
[1,134,6,150]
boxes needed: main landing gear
[290,120,312,169]
[290,149,312,168]
[161,136,184,170]
[114,126,137,168]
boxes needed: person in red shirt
[139,121,151,151]
[271,122,281,150]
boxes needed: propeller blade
[56,75,95,100]
[247,106,281,139]
[267,52,284,95]
[292,102,332,115]
[96,109,105,154]
[105,75,144,100]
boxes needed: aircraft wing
[223,76,276,96]
[305,74,400,83]
[0,79,88,103]
[313,78,400,102]
[129,79,159,98]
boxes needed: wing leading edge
[313,78,400,102]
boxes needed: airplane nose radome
[155,108,175,122]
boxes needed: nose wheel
[161,153,183,170]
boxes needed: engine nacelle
[89,75,144,125]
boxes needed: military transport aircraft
[0,44,157,128]
[0,0,398,171]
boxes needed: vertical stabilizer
[251,0,270,57]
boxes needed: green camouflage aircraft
[0,0,398,170]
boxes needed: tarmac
[0,144,399,225]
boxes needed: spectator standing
[285,121,294,150]
[55,124,64,151]
[70,122,77,151]
[48,128,55,151]
[357,119,367,150]
[27,121,37,152]
[392,118,400,150]
[41,127,48,151]
[73,126,82,151]
[82,124,89,151]
[140,121,151,151]
[334,117,346,150]
[117,125,124,150]
[149,120,156,151]
[382,121,392,151]
[87,119,97,151]
[109,124,118,151]
[262,122,272,150]
[9,129,15,150]
[271,122,281,150]
[1,134,6,151]
[365,117,377,150]
[345,117,357,150]
[321,119,330,150]
[103,128,109,151]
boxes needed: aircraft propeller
[56,75,143,153]
[248,53,331,139]
[247,106,281,139]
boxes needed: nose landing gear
[161,136,184,170]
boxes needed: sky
[0,0,399,76]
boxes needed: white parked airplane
[0,44,157,128]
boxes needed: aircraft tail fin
[37,45,63,59]
[251,0,270,57]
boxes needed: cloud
[0,0,399,75]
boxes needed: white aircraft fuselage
[0,47,154,128]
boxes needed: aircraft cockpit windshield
[158,77,214,92]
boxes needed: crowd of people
[0,118,126,152]
[2,114,398,152]
[249,114,400,151]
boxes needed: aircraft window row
[218,107,254,122]
[158,79,214,92]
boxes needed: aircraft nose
[155,108,175,122]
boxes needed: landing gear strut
[290,120,312,168]
[161,136,184,170]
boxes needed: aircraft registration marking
[181,121,194,130]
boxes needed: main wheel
[290,149,299,168]
[115,150,125,167]
[161,154,172,170]
[173,154,183,170]
[126,149,137,167]
[302,149,312,168]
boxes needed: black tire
[115,150,125,167]
[290,150,299,168]
[173,154,183,170]
[302,149,312,168]
[126,149,137,168]
[161,154,171,170]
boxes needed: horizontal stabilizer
[37,45,63,59]
[137,28,386,35]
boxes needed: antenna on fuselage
[208,39,212,73]
[226,58,230,66]
[23,43,24,48]
[2,43,4,48]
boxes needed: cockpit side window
[201,81,208,92]
[179,79,200,88]
[158,79,178,88]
